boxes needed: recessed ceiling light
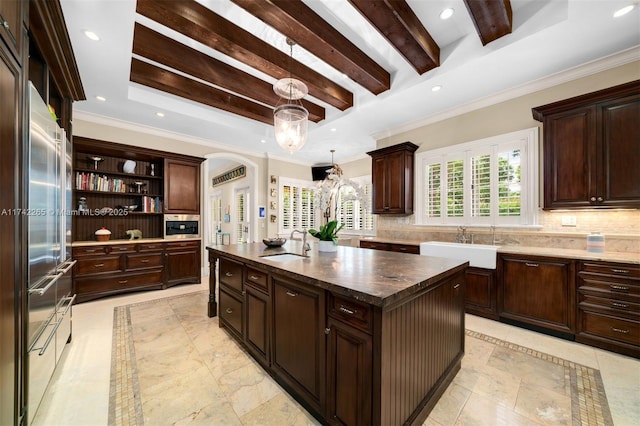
[95,95,106,101]
[156,112,165,118]
[439,8,454,20]
[330,128,337,132]
[431,85,442,92]
[260,139,266,144]
[613,4,635,17]
[83,30,100,41]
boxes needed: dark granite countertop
[207,242,467,310]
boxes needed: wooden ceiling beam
[348,0,440,75]
[131,24,325,123]
[130,58,276,125]
[463,0,513,46]
[136,0,353,111]
[231,0,390,95]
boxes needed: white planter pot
[318,240,338,252]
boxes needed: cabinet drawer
[126,253,163,270]
[389,243,419,254]
[578,275,640,301]
[359,241,390,251]
[73,246,108,256]
[220,258,243,293]
[580,294,640,318]
[165,240,200,250]
[75,256,121,276]
[246,266,268,292]
[138,243,163,252]
[328,293,372,333]
[581,261,640,278]
[75,270,164,294]
[110,244,136,254]
[579,310,640,346]
[220,289,243,337]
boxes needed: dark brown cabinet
[533,81,640,209]
[218,257,244,339]
[244,281,270,367]
[272,275,326,415]
[72,241,201,303]
[465,267,498,320]
[0,0,24,63]
[498,254,575,335]
[164,158,201,214]
[164,240,201,287]
[0,32,22,426]
[576,261,639,358]
[367,142,418,215]
[359,240,419,254]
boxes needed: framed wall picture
[270,214,277,223]
[259,206,266,218]
[270,201,276,210]
[270,175,277,184]
[270,188,277,197]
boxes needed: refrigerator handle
[28,271,64,296]
[58,259,77,274]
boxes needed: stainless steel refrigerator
[26,82,76,424]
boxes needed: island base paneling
[208,247,466,426]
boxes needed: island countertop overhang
[207,242,468,309]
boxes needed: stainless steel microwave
[164,214,200,239]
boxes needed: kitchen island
[206,242,467,425]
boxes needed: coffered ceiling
[60,0,640,165]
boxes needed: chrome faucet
[456,226,468,244]
[290,229,311,255]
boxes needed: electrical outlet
[561,216,577,226]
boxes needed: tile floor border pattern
[465,329,613,426]
[109,293,614,426]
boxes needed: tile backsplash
[376,209,640,253]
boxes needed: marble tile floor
[32,278,640,426]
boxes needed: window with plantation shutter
[336,176,374,235]
[235,187,250,243]
[417,128,538,226]
[210,191,223,244]
[279,178,318,235]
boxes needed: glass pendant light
[273,39,309,153]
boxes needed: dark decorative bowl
[263,238,286,247]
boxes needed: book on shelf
[141,196,162,213]
[75,172,127,193]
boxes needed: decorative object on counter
[263,237,286,247]
[123,160,136,174]
[308,220,344,252]
[273,38,308,153]
[89,155,103,170]
[212,164,246,186]
[126,229,142,240]
[586,232,605,253]
[315,149,369,222]
[95,227,111,241]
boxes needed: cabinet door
[371,156,387,213]
[245,285,270,367]
[272,276,325,412]
[0,0,24,62]
[326,317,372,426]
[164,159,201,214]
[600,95,640,207]
[164,242,201,287]
[543,106,597,208]
[219,289,243,339]
[0,42,21,426]
[499,255,575,334]
[465,267,498,320]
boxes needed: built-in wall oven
[164,214,200,239]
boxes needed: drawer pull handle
[225,272,233,277]
[339,305,356,315]
[118,247,128,251]
[286,290,297,297]
[85,249,97,253]
[147,245,156,249]
[612,327,629,334]
[119,280,128,284]
[610,285,629,291]
[525,263,539,267]
[453,283,461,289]
[140,259,150,263]
[94,263,104,267]
[225,308,233,314]
[399,247,407,251]
[611,302,629,308]
[250,275,260,280]
[611,269,629,274]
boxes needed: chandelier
[273,38,309,153]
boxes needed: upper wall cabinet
[533,81,640,209]
[0,0,25,63]
[164,158,202,214]
[367,142,418,215]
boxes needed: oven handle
[28,271,64,296]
